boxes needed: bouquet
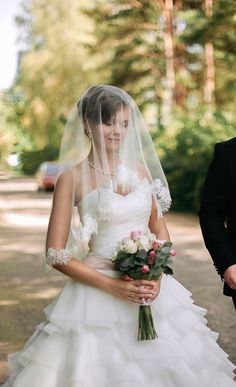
[112,230,176,341]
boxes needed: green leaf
[120,256,135,269]
[161,246,171,254]
[136,249,147,259]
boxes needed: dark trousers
[233,297,236,310]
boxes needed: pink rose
[149,250,156,258]
[130,230,142,240]
[147,250,156,265]
[170,249,176,256]
[141,265,150,273]
[152,240,159,250]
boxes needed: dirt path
[0,178,235,382]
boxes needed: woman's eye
[105,120,128,128]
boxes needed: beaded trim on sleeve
[45,247,72,265]
[151,179,172,212]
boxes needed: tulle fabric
[3,272,236,387]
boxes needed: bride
[3,85,236,386]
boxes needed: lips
[107,137,120,142]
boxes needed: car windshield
[46,165,60,175]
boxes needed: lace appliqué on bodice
[79,212,97,241]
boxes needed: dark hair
[77,85,127,125]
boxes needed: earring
[85,128,92,139]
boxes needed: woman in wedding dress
[3,85,236,387]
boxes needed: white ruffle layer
[3,272,236,387]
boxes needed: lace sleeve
[151,179,172,213]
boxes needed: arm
[199,143,236,279]
[148,198,170,241]
[46,172,157,303]
[137,162,170,241]
[147,198,170,299]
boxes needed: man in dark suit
[199,137,236,309]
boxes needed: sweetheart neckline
[77,177,149,207]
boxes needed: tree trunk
[203,0,215,104]
[162,0,175,125]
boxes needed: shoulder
[56,163,83,187]
[54,169,74,200]
[56,169,73,187]
[215,137,236,154]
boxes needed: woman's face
[90,106,129,153]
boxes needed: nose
[112,121,125,134]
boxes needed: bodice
[77,178,152,260]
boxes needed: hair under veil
[54,85,171,264]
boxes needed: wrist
[101,275,117,294]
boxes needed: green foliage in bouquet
[113,241,174,280]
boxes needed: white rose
[138,235,152,251]
[125,240,138,254]
[148,232,157,242]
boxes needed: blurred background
[1,0,235,211]
[0,0,236,381]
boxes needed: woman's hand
[109,278,159,304]
[143,274,163,302]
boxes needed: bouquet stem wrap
[138,304,157,341]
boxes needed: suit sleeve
[199,143,236,277]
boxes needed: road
[0,177,235,382]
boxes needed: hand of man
[224,264,236,290]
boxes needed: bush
[156,109,235,213]
[20,145,59,175]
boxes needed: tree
[11,0,102,149]
[161,0,175,124]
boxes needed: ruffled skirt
[2,271,236,387]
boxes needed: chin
[105,140,120,152]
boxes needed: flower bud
[152,240,159,249]
[130,230,142,240]
[141,265,150,273]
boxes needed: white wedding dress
[3,178,236,387]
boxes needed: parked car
[35,161,63,191]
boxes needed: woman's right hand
[109,278,158,304]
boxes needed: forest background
[1,0,235,212]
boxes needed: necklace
[88,159,115,176]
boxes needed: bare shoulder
[56,170,73,188]
[54,169,74,200]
